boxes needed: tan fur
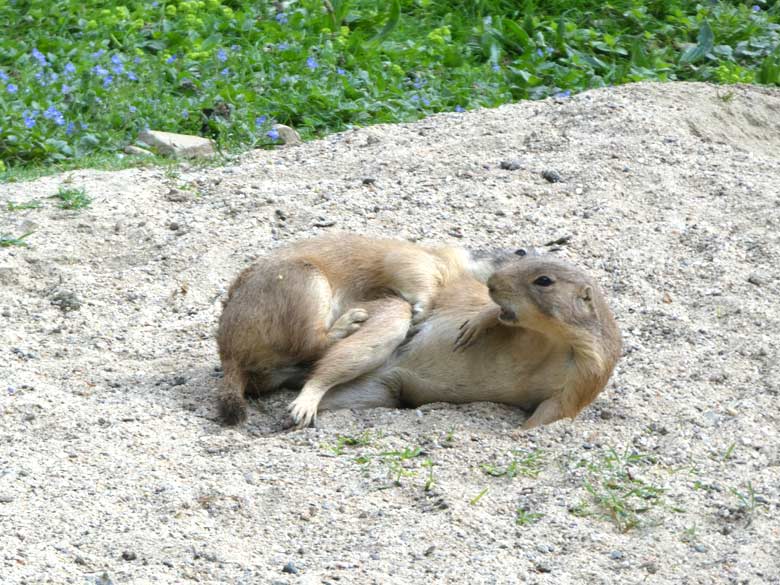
[216,233,488,425]
[320,256,622,431]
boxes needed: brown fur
[320,256,622,431]
[216,233,502,425]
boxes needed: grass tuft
[54,186,91,210]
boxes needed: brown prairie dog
[216,233,530,425]
[319,256,622,431]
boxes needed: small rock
[693,544,707,553]
[168,222,180,231]
[51,291,81,313]
[500,160,522,171]
[165,188,191,203]
[275,209,288,221]
[641,562,659,574]
[423,545,436,556]
[362,177,377,186]
[609,551,624,560]
[0,494,15,503]
[313,218,336,228]
[273,124,302,146]
[541,169,563,183]
[447,227,463,238]
[282,561,299,574]
[171,376,187,386]
[536,563,552,573]
[123,145,154,157]
[74,556,88,566]
[748,274,766,286]
[137,130,216,158]
[121,551,137,561]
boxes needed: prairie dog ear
[579,285,592,302]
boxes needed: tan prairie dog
[319,256,622,431]
[216,233,531,425]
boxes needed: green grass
[481,448,545,479]
[0,231,33,247]
[6,200,42,211]
[1,0,778,175]
[54,186,91,209]
[570,447,666,533]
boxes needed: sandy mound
[1,82,779,584]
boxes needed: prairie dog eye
[514,248,528,257]
[533,276,554,287]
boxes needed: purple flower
[554,89,571,99]
[166,55,177,64]
[35,71,48,85]
[336,67,346,75]
[80,122,88,130]
[454,105,465,113]
[23,110,38,128]
[275,12,288,24]
[129,105,137,113]
[102,75,113,88]
[126,71,138,81]
[111,56,124,74]
[267,128,279,140]
[134,56,142,65]
[411,94,420,102]
[536,48,544,57]
[152,1,159,6]
[422,97,430,106]
[6,83,17,94]
[220,67,230,76]
[752,5,761,11]
[255,115,267,127]
[64,62,76,75]
[277,42,289,50]
[93,65,109,76]
[61,84,71,94]
[44,105,66,126]
[0,71,8,81]
[217,48,228,62]
[230,44,240,51]
[491,64,500,72]
[66,122,75,135]
[32,48,47,66]
[92,49,105,59]
[413,78,424,89]
[306,56,318,70]
[182,109,189,119]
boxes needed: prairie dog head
[486,257,604,337]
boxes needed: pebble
[536,562,553,573]
[168,222,180,231]
[121,550,137,561]
[609,551,624,560]
[500,160,522,171]
[693,544,707,553]
[748,274,766,286]
[541,169,563,183]
[51,291,82,313]
[282,561,300,574]
[0,494,15,503]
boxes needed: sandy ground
[1,81,779,585]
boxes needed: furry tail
[218,360,248,425]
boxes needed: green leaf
[370,0,400,44]
[680,20,714,65]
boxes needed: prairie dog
[216,233,529,425]
[319,256,622,431]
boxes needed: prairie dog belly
[393,313,552,408]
